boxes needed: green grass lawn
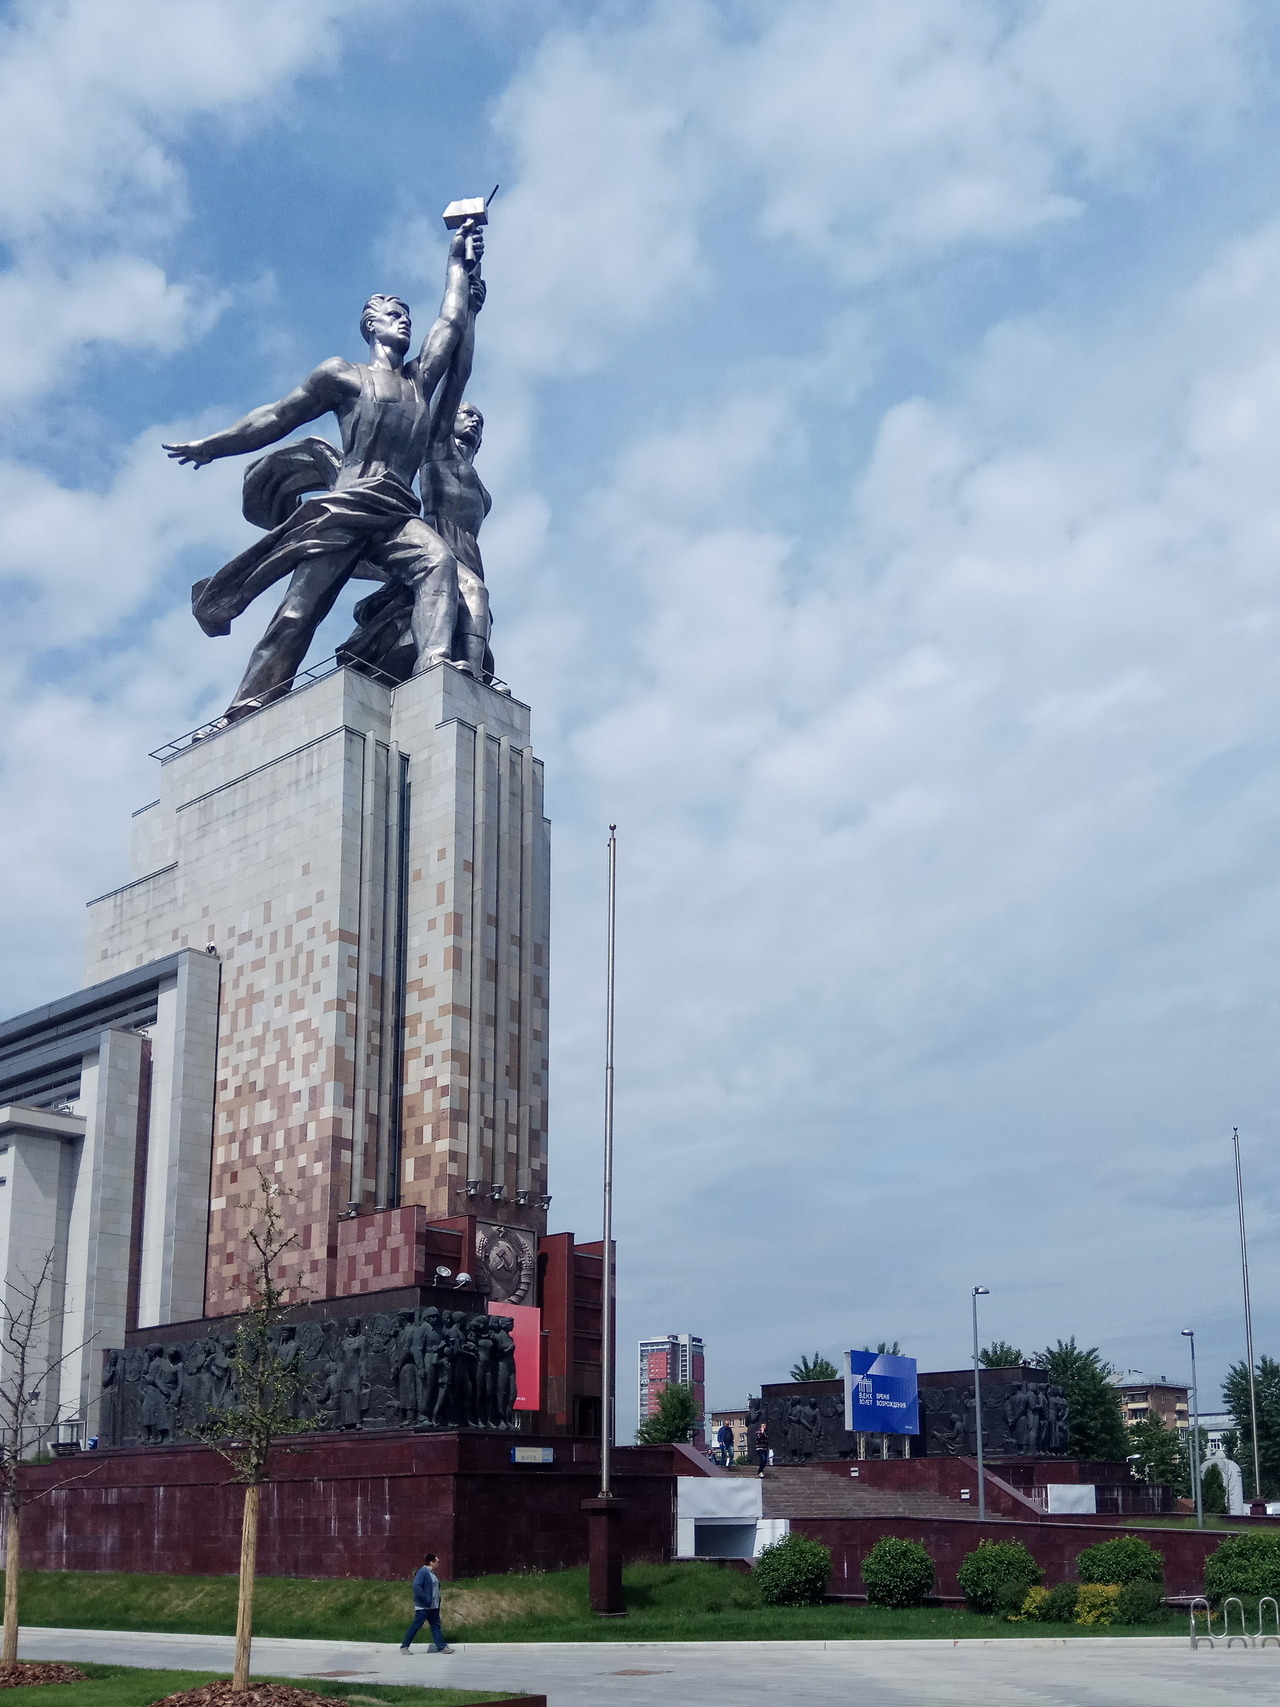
[2,1662,516,1707]
[2,1565,1183,1644]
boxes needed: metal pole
[972,1287,989,1521]
[599,826,618,1499]
[1183,1329,1203,1530]
[1231,1128,1263,1503]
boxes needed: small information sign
[510,1445,555,1465]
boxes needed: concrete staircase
[759,1464,965,1521]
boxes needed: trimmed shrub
[1114,1580,1166,1625]
[1042,1581,1080,1623]
[1075,1583,1122,1625]
[1204,1532,1280,1602]
[956,1539,1043,1614]
[995,1577,1032,1616]
[861,1537,934,1608]
[753,1533,832,1606]
[1076,1535,1164,1587]
[1009,1585,1049,1622]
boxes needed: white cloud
[474,0,1260,390]
[537,190,1280,1402]
[0,258,203,404]
[0,0,377,403]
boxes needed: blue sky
[3,0,1280,1426]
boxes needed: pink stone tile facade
[334,1205,428,1295]
[83,666,550,1321]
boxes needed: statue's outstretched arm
[425,279,482,455]
[163,358,356,468]
[412,221,482,396]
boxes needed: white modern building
[0,948,220,1444]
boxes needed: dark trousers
[756,1449,769,1471]
[401,1606,445,1649]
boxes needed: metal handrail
[148,655,507,762]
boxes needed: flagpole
[600,825,617,1499]
[1232,1128,1263,1503]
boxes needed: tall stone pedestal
[85,663,550,1314]
[582,1496,628,1615]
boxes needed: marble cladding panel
[333,1203,428,1295]
[81,664,548,1320]
[200,729,376,1312]
[391,670,549,1231]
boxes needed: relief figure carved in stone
[101,1303,519,1447]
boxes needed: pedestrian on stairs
[755,1423,770,1476]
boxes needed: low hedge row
[760,1526,1280,1615]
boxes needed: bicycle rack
[1258,1597,1280,1648]
[1190,1595,1280,1649]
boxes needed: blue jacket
[412,1565,441,1610]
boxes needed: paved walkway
[17,1625,1280,1705]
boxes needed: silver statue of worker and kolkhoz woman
[165,193,499,722]
[103,1306,520,1447]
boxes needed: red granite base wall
[795,1513,1231,1600]
[18,1433,680,1582]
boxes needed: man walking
[399,1551,453,1654]
[717,1420,736,1468]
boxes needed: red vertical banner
[490,1301,542,1410]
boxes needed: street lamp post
[972,1287,990,1521]
[1182,1329,1203,1531]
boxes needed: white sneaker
[438,1645,455,1654]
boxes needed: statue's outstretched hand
[449,218,485,268]
[163,440,215,468]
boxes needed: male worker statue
[163,217,483,721]
[338,262,493,683]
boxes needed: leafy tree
[635,1381,698,1444]
[1223,1355,1280,1499]
[196,1174,322,1690]
[1127,1413,1188,1496]
[980,1341,1024,1368]
[861,1341,902,1356]
[1201,1462,1228,1516]
[1034,1338,1127,1461]
[789,1354,839,1382]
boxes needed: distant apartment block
[1115,1380,1189,1431]
[639,1333,705,1443]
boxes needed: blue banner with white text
[844,1350,919,1435]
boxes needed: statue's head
[361,294,411,355]
[454,402,483,454]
